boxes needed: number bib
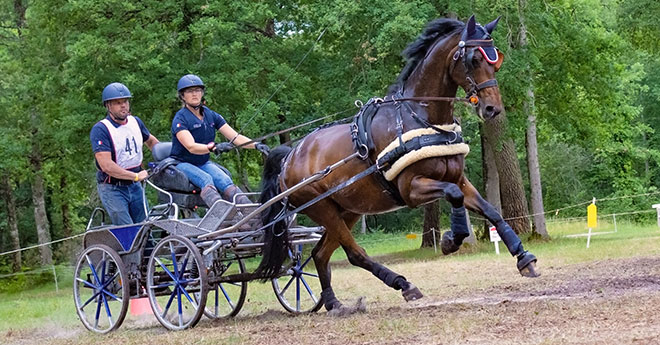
[101,116,143,169]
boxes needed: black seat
[149,142,232,209]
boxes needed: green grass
[1,219,659,334]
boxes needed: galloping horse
[257,15,539,312]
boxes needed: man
[90,82,159,225]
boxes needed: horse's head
[450,15,504,121]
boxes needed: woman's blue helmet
[177,74,205,92]
[102,82,132,104]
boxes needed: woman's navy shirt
[171,106,227,166]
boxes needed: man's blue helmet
[177,74,205,92]
[102,82,132,104]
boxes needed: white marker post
[489,226,501,255]
[652,204,660,228]
[586,198,597,249]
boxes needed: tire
[146,235,207,330]
[272,243,323,313]
[73,244,129,333]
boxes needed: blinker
[477,46,504,71]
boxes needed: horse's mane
[388,18,465,94]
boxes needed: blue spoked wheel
[146,235,207,330]
[271,244,323,313]
[73,244,129,333]
[196,257,248,319]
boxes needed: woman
[170,74,269,207]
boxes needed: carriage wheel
[272,243,323,313]
[73,244,129,333]
[146,235,207,330]
[195,257,248,319]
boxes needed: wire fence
[2,190,660,288]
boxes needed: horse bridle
[451,37,501,105]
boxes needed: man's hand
[255,142,270,155]
[137,170,149,181]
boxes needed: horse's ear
[466,15,476,37]
[485,16,501,34]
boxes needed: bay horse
[257,15,539,313]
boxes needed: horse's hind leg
[310,232,342,311]
[308,203,422,311]
[459,176,540,277]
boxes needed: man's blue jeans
[97,182,147,225]
[175,161,233,193]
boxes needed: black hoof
[441,232,460,255]
[517,251,540,277]
[402,284,423,301]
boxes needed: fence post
[52,265,59,292]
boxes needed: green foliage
[1,0,658,267]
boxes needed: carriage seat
[149,142,232,209]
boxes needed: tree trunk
[31,111,53,265]
[60,175,72,237]
[480,123,501,240]
[519,0,548,239]
[421,201,440,248]
[2,175,22,272]
[483,112,530,234]
[526,110,549,239]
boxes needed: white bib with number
[101,116,143,169]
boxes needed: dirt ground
[5,255,660,345]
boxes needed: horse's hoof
[402,284,423,301]
[517,251,540,278]
[440,232,460,255]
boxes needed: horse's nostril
[485,105,501,118]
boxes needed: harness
[350,94,468,205]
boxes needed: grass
[1,219,659,336]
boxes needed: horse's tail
[255,145,293,279]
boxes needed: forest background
[1,0,659,271]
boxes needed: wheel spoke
[169,242,179,277]
[299,255,313,270]
[86,255,102,288]
[76,277,97,290]
[219,284,235,309]
[299,276,318,303]
[301,271,318,278]
[178,252,190,280]
[177,286,183,327]
[155,257,178,282]
[161,287,177,319]
[280,275,295,295]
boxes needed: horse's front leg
[458,176,540,277]
[408,176,472,256]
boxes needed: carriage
[73,142,325,333]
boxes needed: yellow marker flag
[406,233,417,239]
[587,203,597,228]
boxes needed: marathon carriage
[73,142,324,333]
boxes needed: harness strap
[257,162,382,234]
